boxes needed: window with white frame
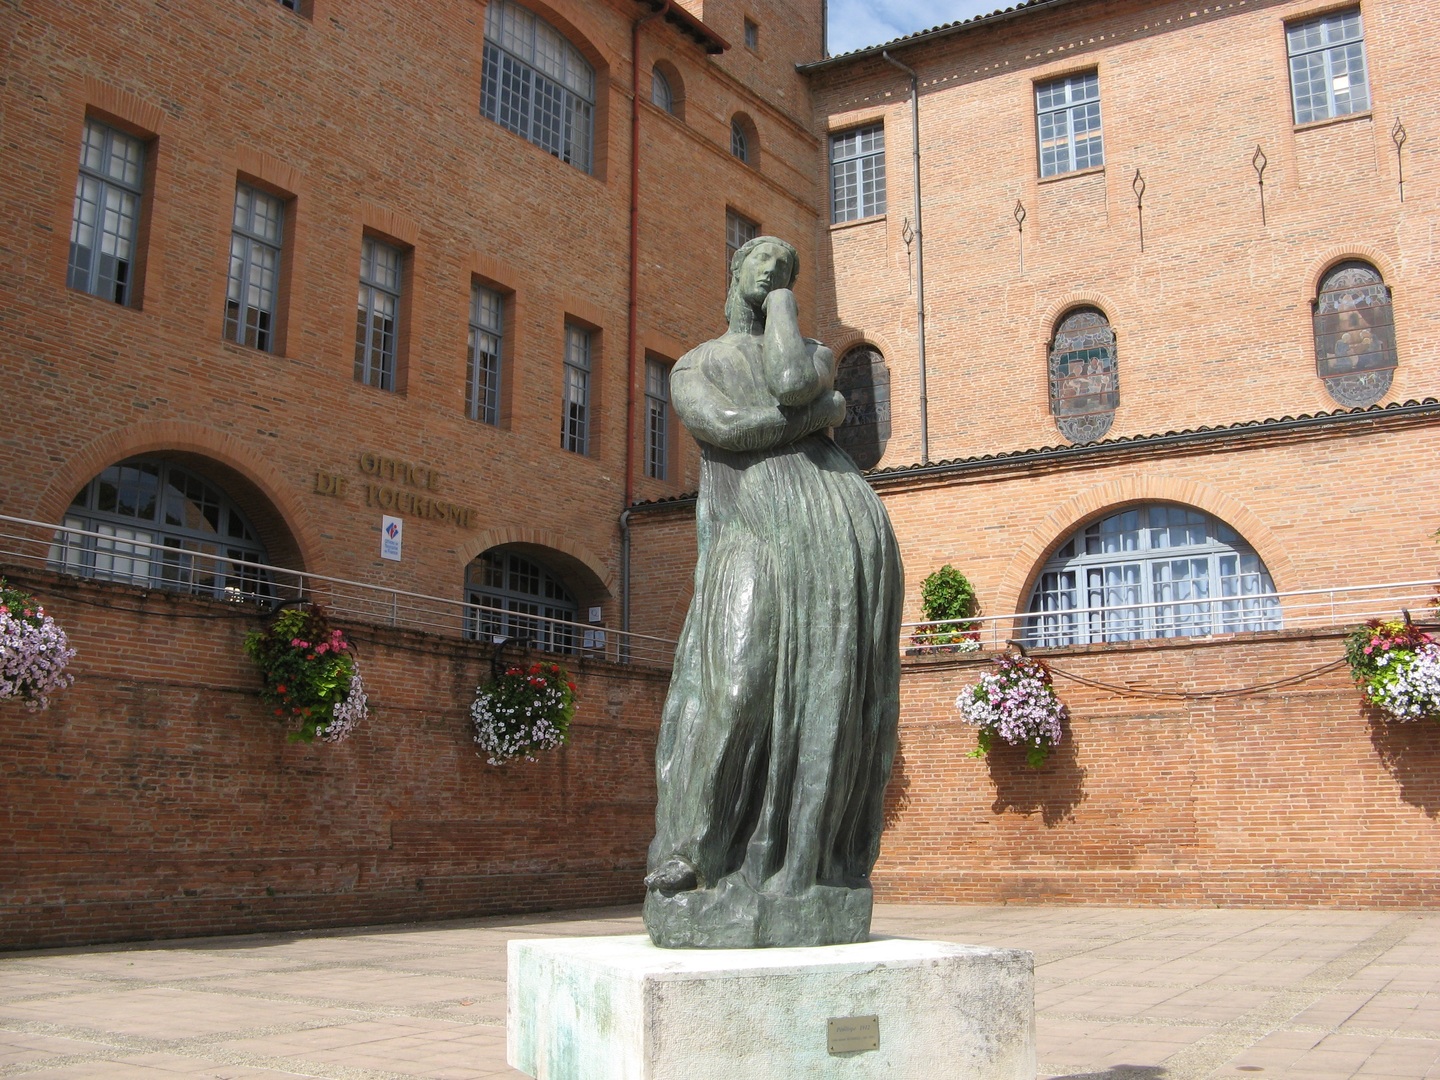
[1287,8,1370,124]
[466,548,578,653]
[467,283,504,424]
[725,208,758,280]
[68,118,146,305]
[1035,71,1104,177]
[830,124,886,224]
[645,357,671,480]
[50,458,272,600]
[224,184,284,352]
[1024,505,1280,648]
[561,323,591,454]
[481,0,595,173]
[354,236,402,391]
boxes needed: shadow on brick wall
[883,742,911,830]
[1368,709,1440,819]
[984,720,1088,826]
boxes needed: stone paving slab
[0,904,1436,1079]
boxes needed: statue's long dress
[644,335,903,948]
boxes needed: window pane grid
[645,358,670,480]
[562,324,591,454]
[1035,72,1104,178]
[51,460,270,600]
[725,209,758,283]
[224,185,284,352]
[1025,506,1280,647]
[481,0,594,173]
[355,238,401,391]
[466,550,578,653]
[69,120,145,304]
[467,285,503,424]
[1287,9,1369,123]
[830,124,886,223]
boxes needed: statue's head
[724,235,800,326]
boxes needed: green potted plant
[911,564,981,654]
[244,604,367,743]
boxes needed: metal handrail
[904,577,1440,654]
[0,513,677,668]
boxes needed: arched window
[651,65,675,115]
[466,547,579,653]
[1314,260,1397,407]
[51,457,272,599]
[480,0,595,174]
[730,115,753,164]
[1048,306,1118,443]
[832,344,891,470]
[1025,504,1280,648]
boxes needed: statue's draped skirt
[648,428,903,897]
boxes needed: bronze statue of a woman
[644,236,903,948]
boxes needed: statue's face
[737,242,793,307]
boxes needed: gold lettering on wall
[307,453,476,528]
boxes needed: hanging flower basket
[472,661,577,765]
[956,652,1068,768]
[1344,619,1440,723]
[243,604,367,743]
[0,579,76,711]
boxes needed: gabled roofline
[798,0,1084,74]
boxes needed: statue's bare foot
[645,858,699,895]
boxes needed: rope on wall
[1045,657,1350,701]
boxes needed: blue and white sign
[381,515,403,561]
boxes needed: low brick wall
[5,568,1438,949]
[878,631,1440,907]
[0,568,665,949]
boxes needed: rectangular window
[68,118,146,305]
[830,124,886,224]
[224,184,284,352]
[645,357,671,480]
[355,236,402,391]
[1035,71,1103,178]
[561,323,591,454]
[744,18,759,50]
[725,209,758,284]
[467,283,504,424]
[1287,8,1370,124]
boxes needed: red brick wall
[0,568,666,949]
[880,631,1440,907]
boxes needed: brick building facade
[1,0,1437,945]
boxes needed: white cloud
[826,0,1005,56]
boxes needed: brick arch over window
[994,475,1294,619]
[651,58,684,119]
[462,526,613,598]
[35,422,314,573]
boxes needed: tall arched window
[651,65,676,115]
[1025,504,1280,648]
[1048,306,1118,443]
[1314,260,1397,407]
[51,458,272,599]
[833,344,891,470]
[730,115,754,164]
[480,0,595,174]
[466,548,579,653]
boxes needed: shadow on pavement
[1048,1067,1168,1079]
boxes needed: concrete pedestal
[507,934,1034,1079]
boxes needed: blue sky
[827,1,1005,56]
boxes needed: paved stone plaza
[0,904,1437,1079]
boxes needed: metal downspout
[882,50,929,465]
[623,3,669,639]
